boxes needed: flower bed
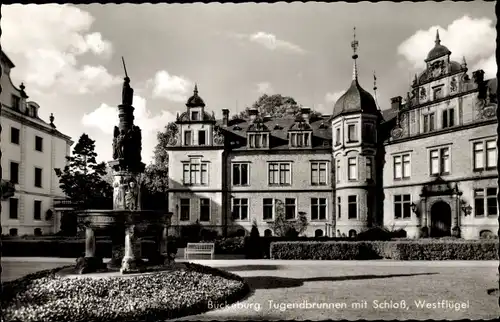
[1,263,249,322]
[270,240,499,260]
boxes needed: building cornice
[383,174,498,190]
[1,106,74,144]
[400,88,479,113]
[385,118,497,146]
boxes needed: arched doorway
[430,201,452,237]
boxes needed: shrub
[245,221,263,259]
[214,237,245,255]
[270,240,499,260]
[356,227,393,241]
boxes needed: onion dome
[186,84,205,107]
[425,30,451,62]
[332,28,378,118]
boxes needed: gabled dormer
[288,107,313,148]
[176,84,216,146]
[246,108,270,149]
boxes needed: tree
[141,163,169,210]
[234,94,323,120]
[269,199,309,237]
[54,133,112,235]
[101,164,114,187]
[154,122,179,166]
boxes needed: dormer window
[433,86,443,100]
[289,132,311,148]
[362,123,375,143]
[31,106,37,118]
[11,95,20,110]
[191,111,199,121]
[184,130,192,146]
[198,130,206,145]
[248,133,268,148]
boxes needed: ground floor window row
[7,197,45,221]
[6,227,44,237]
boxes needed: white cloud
[152,70,193,103]
[224,31,306,54]
[256,82,274,94]
[325,91,346,104]
[2,4,119,94]
[82,95,178,163]
[398,16,496,78]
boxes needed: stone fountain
[76,60,172,274]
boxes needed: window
[429,147,450,175]
[184,131,192,146]
[11,94,20,110]
[10,162,19,184]
[315,229,324,237]
[474,188,498,217]
[290,132,310,147]
[268,162,291,185]
[232,198,248,220]
[263,198,274,220]
[9,228,18,236]
[264,229,273,237]
[191,111,199,121]
[337,196,341,219]
[394,195,411,219]
[423,113,435,133]
[442,108,455,128]
[180,199,190,221]
[335,128,341,146]
[366,157,373,180]
[347,124,357,142]
[182,162,208,185]
[35,136,43,152]
[473,140,497,171]
[336,159,341,183]
[9,198,18,219]
[34,200,42,220]
[198,131,206,145]
[34,168,42,188]
[433,87,443,100]
[232,163,249,186]
[11,127,20,145]
[248,133,268,148]
[363,123,375,143]
[349,229,357,238]
[393,154,410,179]
[347,157,357,180]
[285,198,296,220]
[311,162,328,185]
[348,195,357,219]
[200,198,210,222]
[311,198,327,220]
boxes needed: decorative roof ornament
[373,71,380,111]
[351,27,359,81]
[435,29,441,45]
[462,56,467,68]
[49,113,54,124]
[194,83,198,96]
[19,82,28,98]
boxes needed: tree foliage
[154,122,179,166]
[234,94,322,120]
[54,134,112,235]
[141,163,169,210]
[269,199,309,237]
[54,133,112,206]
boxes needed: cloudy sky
[2,3,496,164]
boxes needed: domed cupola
[186,84,206,108]
[425,30,451,62]
[332,28,378,119]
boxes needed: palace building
[0,49,74,236]
[166,32,498,240]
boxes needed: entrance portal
[430,201,452,237]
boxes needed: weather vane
[351,27,358,58]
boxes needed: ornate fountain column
[85,226,96,257]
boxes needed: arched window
[9,228,18,236]
[34,228,42,236]
[479,230,496,239]
[337,230,341,237]
[349,229,357,238]
[315,229,324,237]
[264,229,272,237]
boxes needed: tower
[331,28,382,237]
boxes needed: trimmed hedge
[270,240,499,260]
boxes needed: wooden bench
[184,242,215,260]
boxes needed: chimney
[300,107,311,123]
[222,109,229,126]
[249,107,258,122]
[391,96,402,110]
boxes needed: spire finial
[373,71,380,111]
[462,56,467,67]
[194,83,198,96]
[435,29,441,45]
[351,27,359,81]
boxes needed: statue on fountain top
[121,57,134,107]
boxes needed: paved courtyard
[2,258,498,320]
